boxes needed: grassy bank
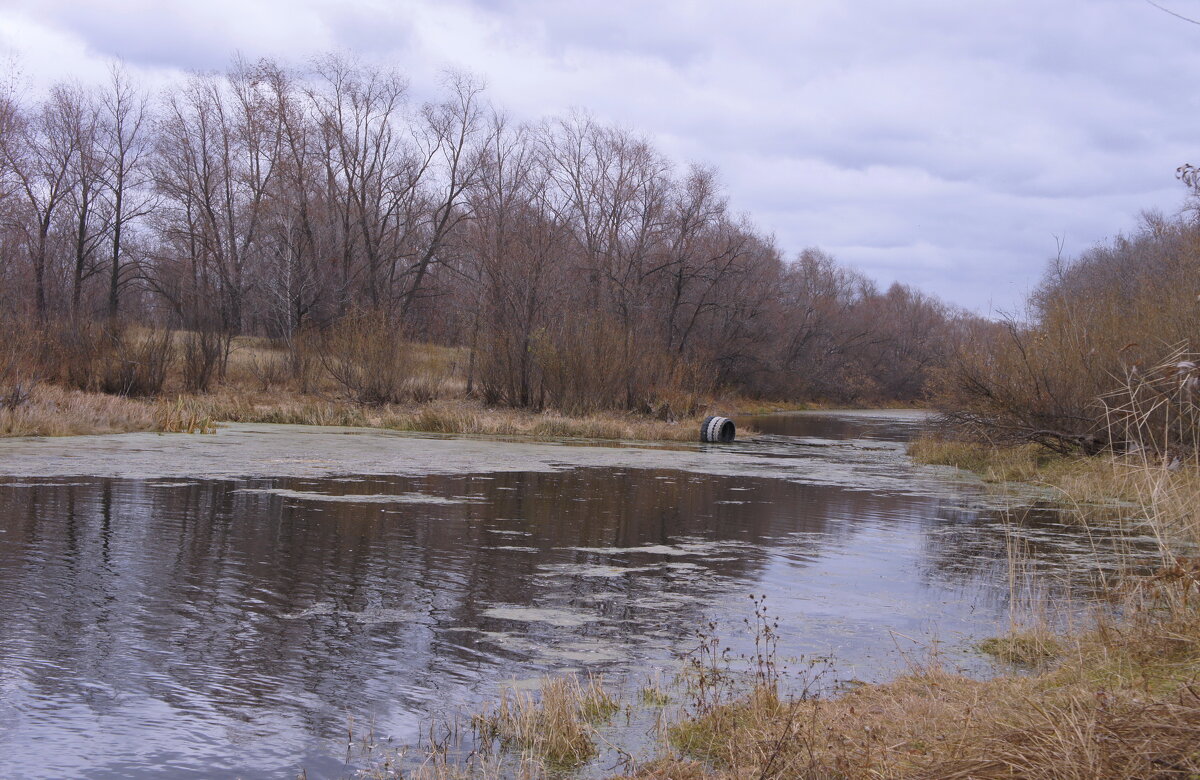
[0,386,750,443]
[907,433,1200,513]
[630,604,1200,778]
[0,332,774,444]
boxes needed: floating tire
[701,415,736,443]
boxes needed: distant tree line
[0,56,960,412]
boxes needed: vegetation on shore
[0,330,766,443]
[623,451,1200,780]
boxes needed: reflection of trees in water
[0,473,852,741]
[0,473,896,714]
[0,466,1050,773]
[747,412,925,442]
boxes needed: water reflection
[0,413,1156,779]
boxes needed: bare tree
[4,85,80,318]
[100,62,154,319]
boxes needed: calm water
[0,412,1144,778]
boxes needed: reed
[473,674,619,771]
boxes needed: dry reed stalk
[473,674,619,771]
[154,397,217,434]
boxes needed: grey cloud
[1,0,1196,311]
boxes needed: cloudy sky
[1,0,1197,312]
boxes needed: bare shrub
[932,217,1200,456]
[0,320,39,411]
[287,325,322,395]
[100,326,174,397]
[246,347,289,392]
[34,321,172,397]
[40,321,114,391]
[182,329,222,392]
[531,316,710,416]
[319,309,417,405]
[930,316,1113,454]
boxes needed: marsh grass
[639,674,672,707]
[978,631,1063,667]
[473,674,620,771]
[907,436,1067,483]
[0,384,157,436]
[154,397,217,434]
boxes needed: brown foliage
[35,321,172,397]
[181,329,222,393]
[931,215,1200,456]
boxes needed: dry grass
[0,384,157,437]
[977,630,1063,667]
[154,397,217,434]
[0,385,739,443]
[650,593,1200,779]
[2,329,754,444]
[473,674,619,771]
[159,393,739,443]
[656,647,1200,779]
[907,436,1068,483]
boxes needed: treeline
[931,189,1200,456]
[0,56,959,413]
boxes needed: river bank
[0,383,769,443]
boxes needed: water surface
[0,411,1144,778]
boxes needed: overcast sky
[1,0,1197,312]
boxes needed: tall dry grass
[473,674,619,771]
[633,463,1200,778]
[0,384,157,437]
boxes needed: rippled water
[0,411,1149,778]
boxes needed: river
[0,411,1143,778]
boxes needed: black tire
[701,415,736,443]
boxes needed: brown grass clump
[978,631,1063,667]
[154,397,217,434]
[473,674,619,771]
[657,629,1200,779]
